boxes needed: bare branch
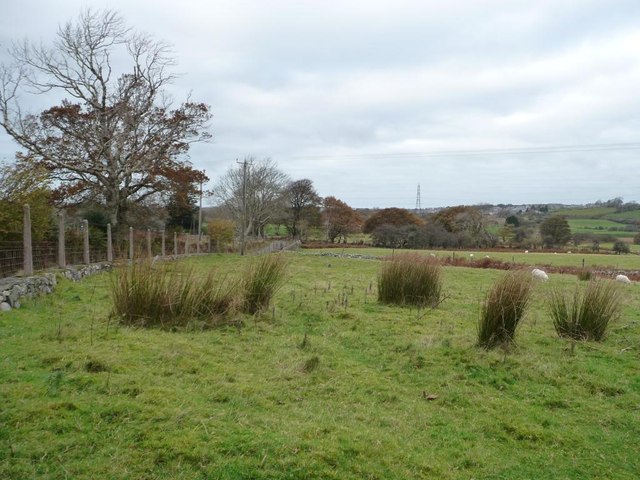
[0,8,211,232]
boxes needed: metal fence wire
[0,240,23,278]
[0,206,211,279]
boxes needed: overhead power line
[297,142,640,159]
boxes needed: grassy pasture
[1,252,639,479]
[553,206,617,218]
[304,247,640,270]
[567,219,637,238]
[553,206,640,227]
[604,210,640,222]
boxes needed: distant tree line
[364,206,498,249]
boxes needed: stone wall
[61,263,112,282]
[0,273,57,311]
[0,263,112,312]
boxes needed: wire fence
[0,240,23,278]
[0,206,211,279]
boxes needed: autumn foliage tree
[0,10,211,235]
[322,196,362,243]
[430,205,495,247]
[431,206,481,234]
[0,161,52,241]
[362,208,422,233]
[165,169,208,232]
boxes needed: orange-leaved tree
[362,208,422,233]
[322,196,363,243]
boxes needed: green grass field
[304,247,640,270]
[552,207,640,240]
[1,252,639,479]
[605,210,640,222]
[567,219,637,238]
[553,206,617,218]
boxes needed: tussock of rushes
[549,280,622,341]
[242,254,288,314]
[378,254,442,307]
[110,260,235,328]
[477,270,533,349]
[577,269,593,281]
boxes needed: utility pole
[198,170,204,253]
[237,158,252,255]
[415,184,422,214]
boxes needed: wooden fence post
[129,227,134,261]
[174,232,178,256]
[147,228,152,257]
[184,235,190,256]
[161,230,166,257]
[58,211,65,268]
[107,223,113,262]
[83,219,90,265]
[23,204,33,276]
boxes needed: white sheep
[615,274,632,284]
[532,268,549,282]
[524,250,529,254]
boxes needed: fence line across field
[2,205,211,279]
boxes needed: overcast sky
[1,0,639,208]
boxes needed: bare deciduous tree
[0,9,211,234]
[214,157,289,238]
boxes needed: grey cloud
[1,0,639,207]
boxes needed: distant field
[568,219,628,229]
[553,206,616,218]
[605,210,640,222]
[304,247,640,270]
[553,206,640,223]
[264,224,288,236]
[567,219,637,238]
[485,224,502,235]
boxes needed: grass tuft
[110,260,235,328]
[84,359,109,373]
[577,269,593,281]
[378,254,443,307]
[477,270,533,349]
[242,254,288,314]
[549,280,622,341]
[302,355,320,373]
